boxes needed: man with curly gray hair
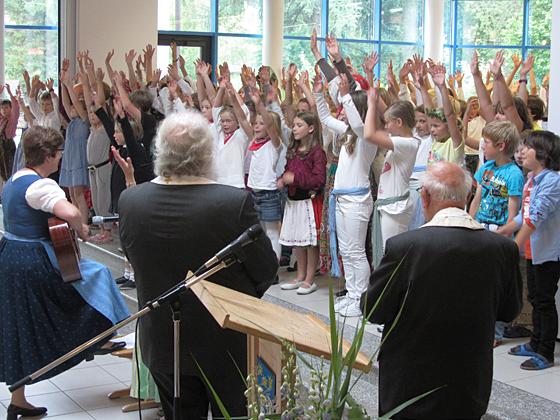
[118,110,278,419]
[362,162,522,419]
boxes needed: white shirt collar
[150,175,216,186]
[421,207,484,230]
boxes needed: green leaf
[193,357,232,420]
[380,386,446,419]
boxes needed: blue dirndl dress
[59,118,90,188]
[0,173,130,385]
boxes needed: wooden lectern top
[191,280,372,373]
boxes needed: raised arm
[506,53,522,88]
[114,72,142,123]
[517,54,534,104]
[105,50,115,81]
[295,70,316,111]
[431,63,463,148]
[490,50,524,132]
[412,56,434,110]
[362,52,379,90]
[250,88,282,148]
[226,81,252,138]
[364,84,395,150]
[313,73,347,135]
[326,35,357,92]
[143,44,155,82]
[59,59,73,116]
[470,50,495,122]
[125,49,139,91]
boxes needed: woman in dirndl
[278,112,326,295]
[0,127,129,419]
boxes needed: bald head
[421,162,473,221]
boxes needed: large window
[158,0,424,83]
[3,0,59,87]
[443,0,552,97]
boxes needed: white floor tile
[100,362,132,382]
[0,403,6,418]
[1,391,83,417]
[93,354,132,367]
[49,366,121,391]
[0,383,11,400]
[47,413,94,419]
[508,372,560,403]
[0,379,59,401]
[88,404,161,419]
[65,383,135,411]
[493,354,551,383]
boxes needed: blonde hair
[153,111,214,178]
[482,120,521,157]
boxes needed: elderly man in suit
[361,162,522,420]
[118,111,278,419]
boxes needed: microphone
[91,215,120,224]
[198,224,264,272]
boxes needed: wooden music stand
[191,280,372,412]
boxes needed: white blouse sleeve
[25,178,67,213]
[314,92,347,135]
[340,93,364,139]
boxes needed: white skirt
[279,198,317,247]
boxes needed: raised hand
[430,63,447,87]
[448,74,455,88]
[5,83,14,98]
[296,70,309,89]
[113,96,125,118]
[489,50,505,76]
[111,146,134,183]
[167,64,180,81]
[62,58,70,73]
[470,50,481,77]
[325,34,341,62]
[218,62,230,82]
[519,54,534,77]
[362,52,379,74]
[287,63,297,80]
[259,66,271,84]
[85,56,94,72]
[386,60,397,86]
[542,73,550,89]
[249,86,261,105]
[143,44,155,60]
[310,27,319,56]
[454,69,464,85]
[150,68,162,86]
[23,70,30,84]
[512,53,522,69]
[367,84,380,107]
[105,49,114,65]
[46,78,55,91]
[398,59,412,83]
[125,49,136,66]
[168,78,178,97]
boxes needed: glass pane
[453,47,522,98]
[4,29,58,84]
[527,49,550,88]
[381,0,423,42]
[328,0,375,40]
[157,0,211,32]
[379,44,422,81]
[218,36,262,89]
[528,0,552,46]
[338,42,376,74]
[4,0,58,26]
[156,45,201,79]
[219,0,262,34]
[284,0,321,37]
[283,39,319,70]
[443,0,451,45]
[456,0,523,45]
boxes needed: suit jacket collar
[422,207,484,230]
[151,175,216,185]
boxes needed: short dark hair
[1,99,11,107]
[524,130,560,171]
[23,126,64,167]
[130,89,154,113]
[527,95,546,121]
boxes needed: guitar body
[48,217,82,283]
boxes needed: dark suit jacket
[119,182,278,383]
[361,226,522,420]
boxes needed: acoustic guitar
[48,217,82,283]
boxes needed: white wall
[75,0,158,74]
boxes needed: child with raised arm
[58,58,91,226]
[468,120,524,346]
[211,63,250,188]
[27,76,61,131]
[498,131,560,370]
[0,83,20,186]
[241,85,283,259]
[315,73,377,316]
[364,87,420,268]
[278,112,326,295]
[426,63,465,167]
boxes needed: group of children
[1,31,559,370]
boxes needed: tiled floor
[1,222,559,418]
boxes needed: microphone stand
[9,246,248,420]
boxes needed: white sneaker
[334,296,348,313]
[339,298,362,317]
